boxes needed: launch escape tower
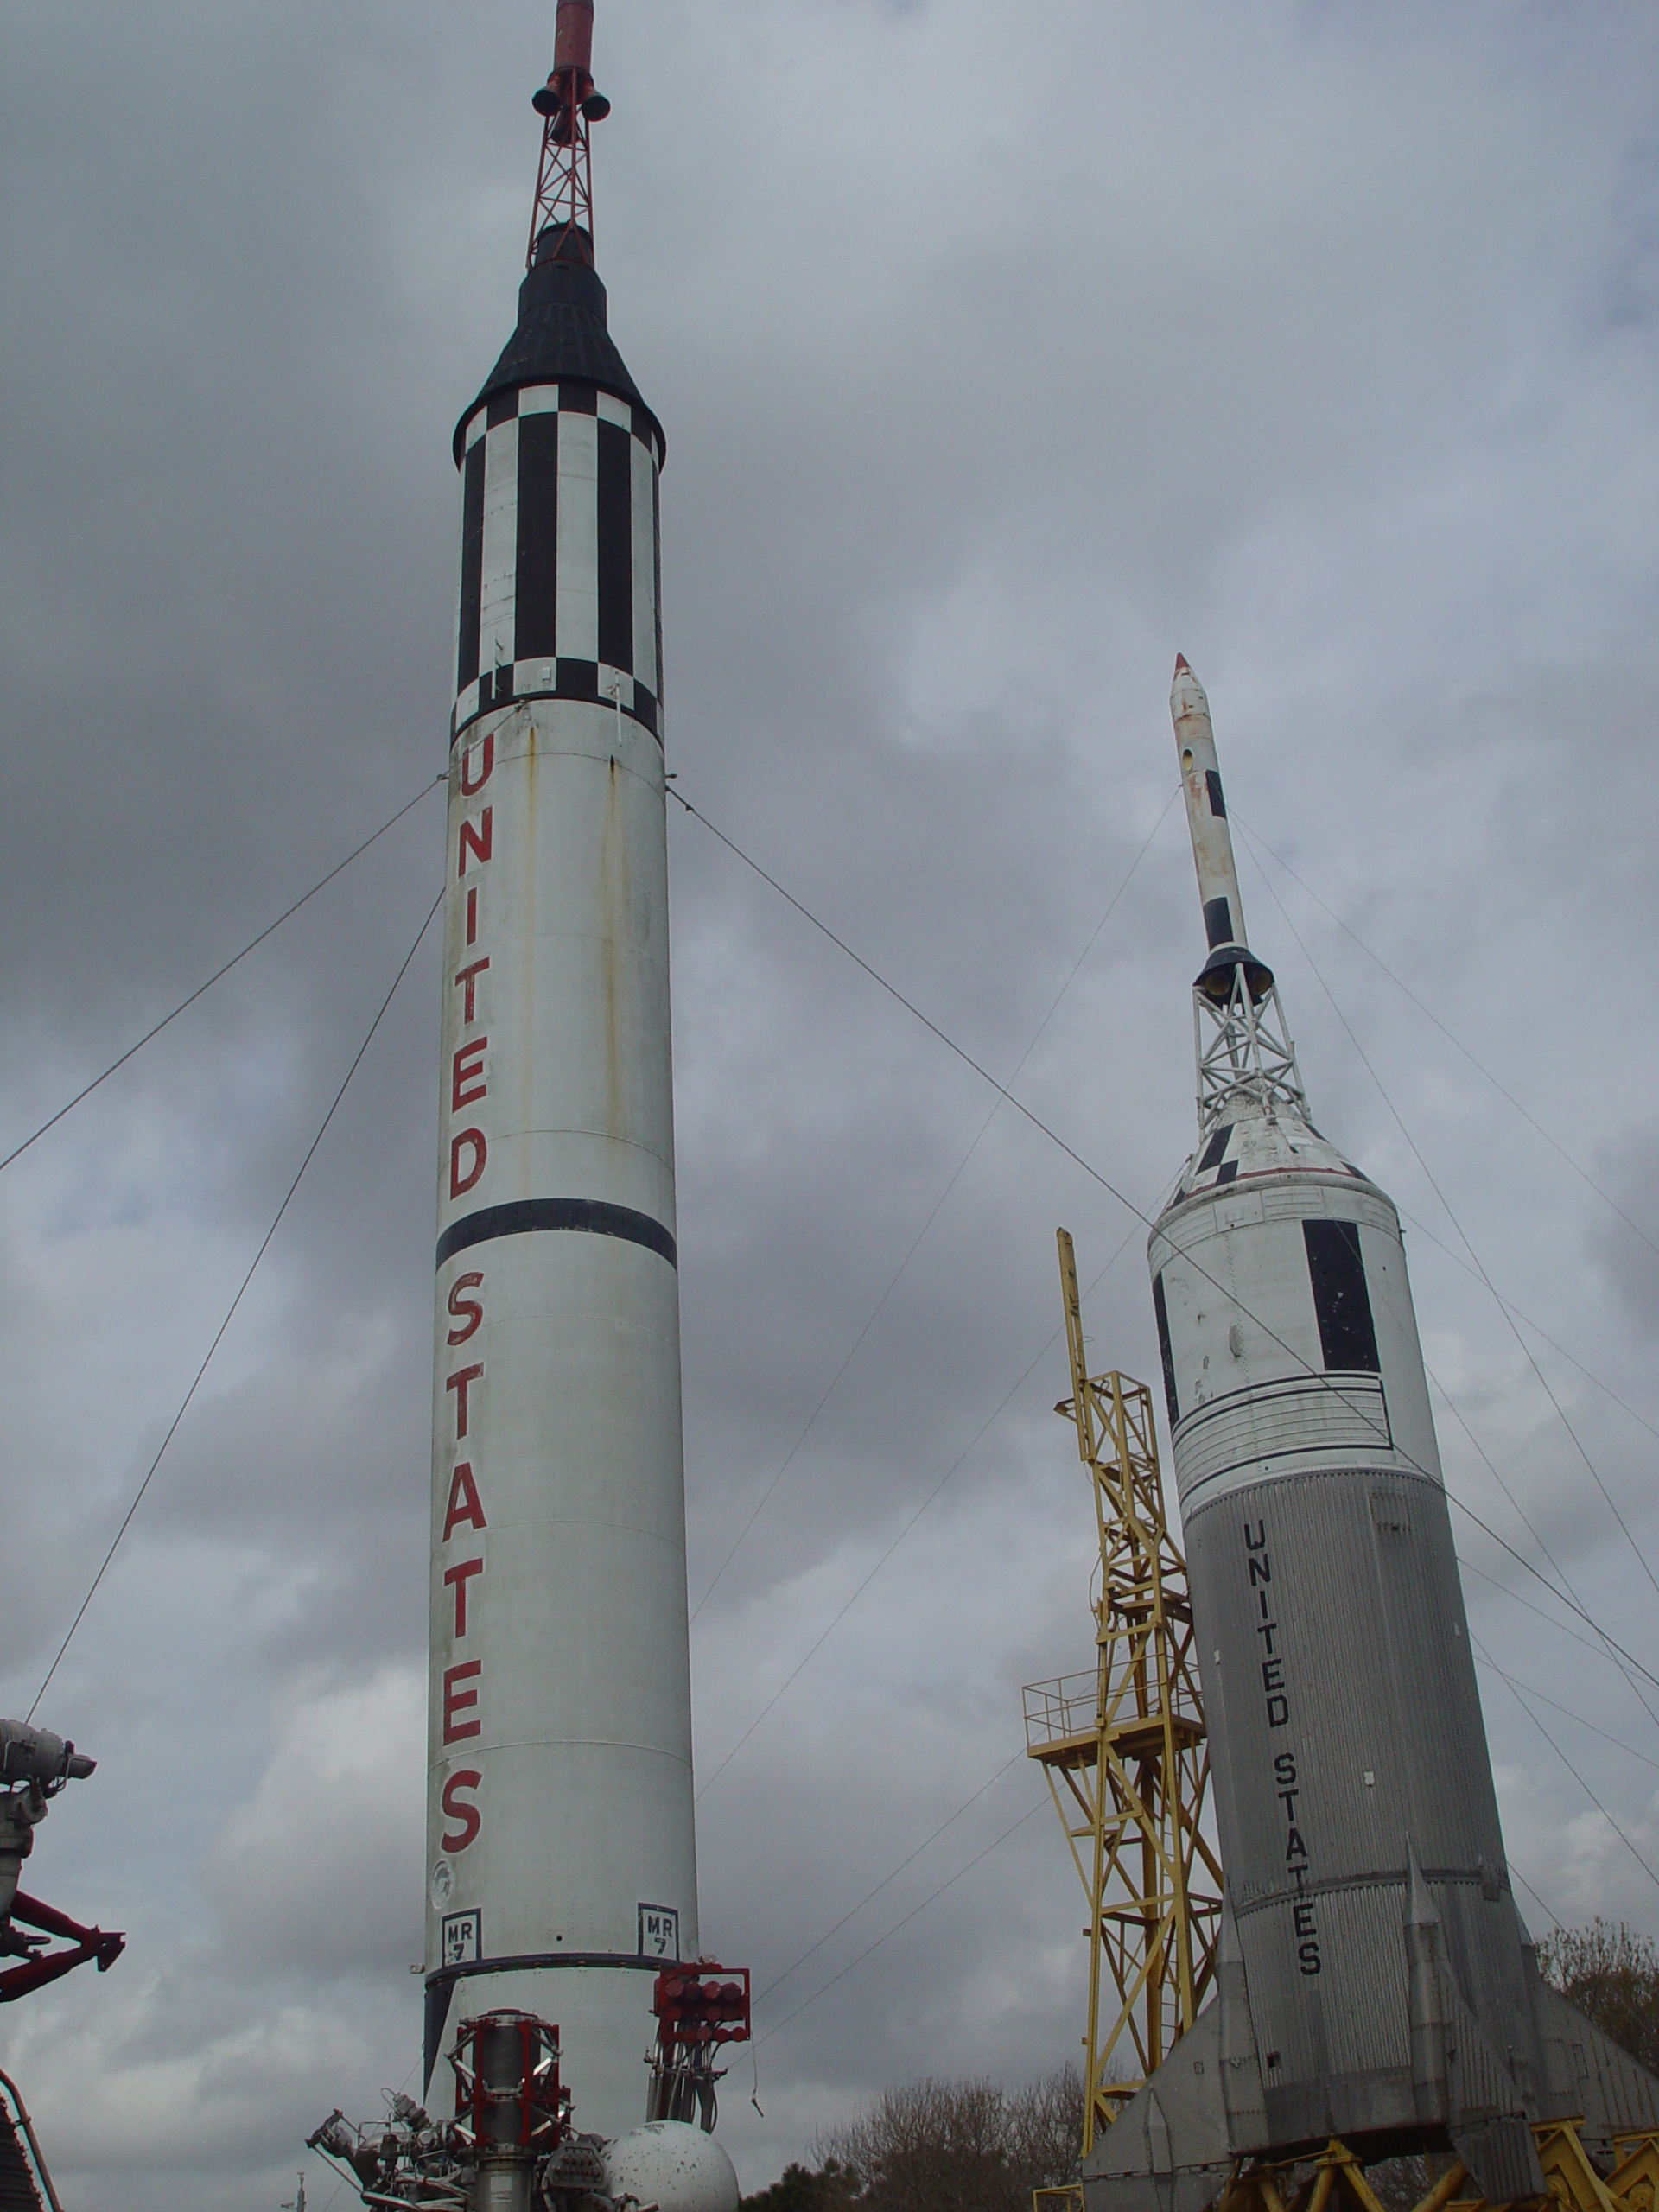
[1026,1235,1222,2161]
[1082,662,1659,2212]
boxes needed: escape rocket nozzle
[1172,653,1274,1004]
[534,0,610,126]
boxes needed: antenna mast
[527,0,612,270]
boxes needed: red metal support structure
[450,2011,566,2155]
[0,2069,63,2212]
[0,1891,124,2005]
[527,0,613,270]
[646,1963,751,2131]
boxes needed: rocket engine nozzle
[553,0,594,75]
[0,1721,95,1795]
[1171,654,1274,1004]
[533,0,611,131]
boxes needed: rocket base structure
[1084,661,1659,2212]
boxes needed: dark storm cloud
[3,4,1659,2208]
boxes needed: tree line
[742,1921,1659,2212]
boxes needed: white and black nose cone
[423,215,696,2137]
[1172,654,1274,1006]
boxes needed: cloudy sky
[3,3,1658,2205]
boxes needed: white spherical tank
[605,2124,741,2212]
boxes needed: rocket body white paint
[423,246,695,2139]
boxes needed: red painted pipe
[553,0,594,76]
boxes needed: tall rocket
[1087,662,1659,2212]
[423,1,696,2135]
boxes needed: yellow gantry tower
[1025,1229,1224,2158]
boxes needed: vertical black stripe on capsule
[1152,1272,1180,1432]
[652,461,664,706]
[596,418,633,673]
[514,411,559,664]
[1303,1217,1381,1374]
[1196,1122,1234,1175]
[457,438,486,691]
[1203,894,1234,949]
[1205,768,1227,817]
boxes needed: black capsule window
[1302,1218,1380,1373]
[1152,1271,1180,1429]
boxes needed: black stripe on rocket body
[457,441,486,692]
[1302,1217,1380,1373]
[1203,894,1235,950]
[448,659,661,747]
[1152,1272,1179,1432]
[452,391,661,735]
[513,411,559,664]
[652,460,664,713]
[1196,1123,1234,1176]
[596,417,633,673]
[437,1196,677,1270]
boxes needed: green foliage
[742,2069,1084,2212]
[741,2158,859,2212]
[1536,1918,1659,2074]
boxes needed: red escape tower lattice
[527,0,612,270]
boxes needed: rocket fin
[1433,1964,1545,2203]
[1218,1892,1270,2152]
[1084,1894,1272,2212]
[1448,2116,1547,2208]
[1083,1998,1249,2212]
[1403,1842,1449,2127]
[1524,1961,1659,2149]
[423,1974,456,2100]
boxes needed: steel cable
[690,786,1180,1623]
[1473,1636,1659,1898]
[754,1798,1048,2047]
[1232,811,1659,1264]
[670,786,1659,1701]
[0,774,443,1178]
[1236,820,1659,1609]
[26,886,444,1719]
[695,1224,1141,1798]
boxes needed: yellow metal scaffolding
[1216,2114,1659,2212]
[1025,1228,1224,2158]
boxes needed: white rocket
[422,3,698,2136]
[1083,662,1659,2211]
